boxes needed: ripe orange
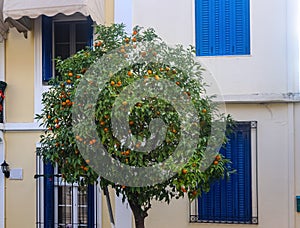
[136,142,141,148]
[110,81,115,86]
[202,108,207,113]
[68,72,73,77]
[176,81,180,85]
[47,115,51,119]
[124,37,130,43]
[132,37,137,42]
[133,30,138,35]
[215,155,221,161]
[120,48,126,53]
[127,71,133,76]
[104,128,109,132]
[54,118,59,123]
[62,102,66,106]
[147,70,152,74]
[154,75,160,80]
[182,169,188,174]
[66,79,72,84]
[129,120,134,125]
[213,160,219,165]
[117,81,122,86]
[75,135,80,140]
[192,190,198,196]
[100,121,105,126]
[86,159,90,164]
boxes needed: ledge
[216,93,300,104]
[0,122,45,131]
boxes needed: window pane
[54,23,70,59]
[58,186,72,226]
[76,22,89,43]
[78,186,88,226]
[76,22,90,52]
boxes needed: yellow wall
[4,132,40,228]
[5,28,35,123]
[105,0,114,25]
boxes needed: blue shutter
[42,16,53,82]
[44,162,54,228]
[195,0,250,56]
[87,16,94,47]
[195,0,210,56]
[198,122,252,223]
[234,0,250,54]
[87,184,95,227]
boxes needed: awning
[0,0,105,41]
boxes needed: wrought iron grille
[35,153,99,228]
[189,121,258,225]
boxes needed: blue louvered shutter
[198,122,252,223]
[87,184,95,227]
[42,16,53,82]
[44,162,54,228]
[195,0,250,56]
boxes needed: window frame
[42,13,93,83]
[34,14,93,117]
[35,150,102,228]
[189,121,258,224]
[195,0,251,56]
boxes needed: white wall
[133,0,299,96]
[145,104,294,228]
[131,1,300,228]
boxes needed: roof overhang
[0,0,105,41]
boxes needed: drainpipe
[0,38,5,228]
[286,0,299,227]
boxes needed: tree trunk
[128,199,147,228]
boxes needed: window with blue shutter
[42,15,93,83]
[36,156,98,227]
[191,121,258,224]
[195,0,250,56]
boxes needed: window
[36,155,100,227]
[195,0,250,56]
[190,121,258,224]
[42,14,93,83]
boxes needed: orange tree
[36,24,233,228]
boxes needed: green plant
[36,23,233,228]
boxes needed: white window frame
[34,14,91,116]
[35,147,102,228]
[54,179,89,228]
[189,121,258,224]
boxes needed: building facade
[0,0,300,228]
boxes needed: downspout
[0,40,5,228]
[103,186,115,228]
[286,0,299,227]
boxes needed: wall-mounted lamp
[1,160,10,178]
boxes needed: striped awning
[0,0,105,41]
